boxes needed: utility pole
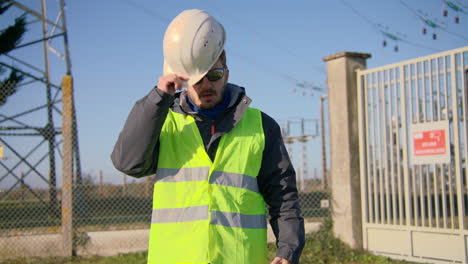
[320,94,328,189]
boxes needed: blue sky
[1,0,467,187]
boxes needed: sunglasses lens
[205,69,225,81]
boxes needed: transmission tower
[281,118,318,192]
[0,0,80,217]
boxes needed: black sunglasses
[195,68,227,84]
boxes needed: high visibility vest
[147,107,267,264]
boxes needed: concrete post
[61,75,74,256]
[322,51,371,249]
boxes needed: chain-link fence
[1,159,329,260]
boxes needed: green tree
[0,1,26,105]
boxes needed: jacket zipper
[210,124,215,135]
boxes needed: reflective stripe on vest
[156,168,259,193]
[151,206,267,229]
[147,108,267,264]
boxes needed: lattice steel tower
[0,0,80,217]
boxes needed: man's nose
[198,75,212,88]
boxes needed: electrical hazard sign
[411,121,450,164]
[413,129,446,156]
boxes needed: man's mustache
[198,89,217,96]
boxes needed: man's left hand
[270,257,292,264]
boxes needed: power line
[338,0,442,52]
[117,0,171,25]
[399,0,468,41]
[229,49,323,90]
[207,2,326,75]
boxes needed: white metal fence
[357,46,468,263]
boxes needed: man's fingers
[175,74,189,81]
[270,257,291,264]
[173,78,188,91]
[270,257,281,264]
[157,74,189,96]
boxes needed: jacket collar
[172,83,252,122]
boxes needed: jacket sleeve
[257,112,305,264]
[111,87,174,177]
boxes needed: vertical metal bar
[382,70,391,224]
[426,165,433,227]
[395,70,404,225]
[371,73,379,223]
[450,52,466,230]
[377,71,385,223]
[59,0,72,75]
[410,63,420,227]
[357,71,369,247]
[401,65,413,227]
[434,164,441,228]
[441,165,448,229]
[429,59,434,122]
[448,165,455,228]
[427,58,439,227]
[365,75,374,224]
[421,63,429,229]
[434,57,442,228]
[436,57,442,121]
[412,166,418,226]
[444,55,450,124]
[422,61,428,122]
[416,62,421,123]
[365,74,374,225]
[441,56,450,229]
[415,61,427,227]
[389,68,397,225]
[41,0,58,219]
[419,165,426,227]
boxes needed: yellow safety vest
[147,107,267,264]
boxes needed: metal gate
[357,46,468,264]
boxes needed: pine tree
[0,1,26,105]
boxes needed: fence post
[99,169,103,196]
[123,173,127,196]
[61,75,74,256]
[322,52,371,249]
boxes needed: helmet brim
[163,59,216,87]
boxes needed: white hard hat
[163,9,226,86]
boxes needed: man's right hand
[157,74,189,96]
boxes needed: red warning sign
[413,129,447,156]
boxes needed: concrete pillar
[61,75,74,256]
[322,52,371,249]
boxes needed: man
[111,9,304,264]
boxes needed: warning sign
[411,121,450,164]
[413,129,446,156]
